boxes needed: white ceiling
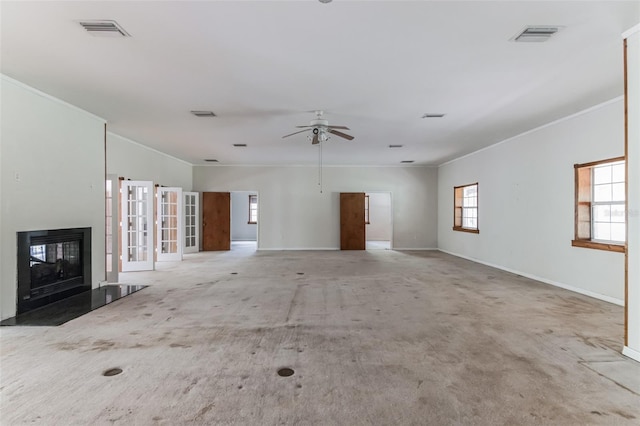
[2,1,638,166]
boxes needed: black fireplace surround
[17,227,91,314]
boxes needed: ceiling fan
[282,110,354,144]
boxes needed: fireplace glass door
[121,180,154,272]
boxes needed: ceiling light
[204,159,218,163]
[78,20,130,37]
[389,145,403,148]
[512,26,562,42]
[191,111,216,117]
[233,144,247,147]
[401,160,414,164]
[422,113,445,118]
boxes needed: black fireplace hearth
[17,227,92,314]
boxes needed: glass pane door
[121,181,154,272]
[105,175,119,282]
[157,187,183,261]
[183,192,199,253]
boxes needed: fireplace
[17,227,92,314]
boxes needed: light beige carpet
[1,249,639,425]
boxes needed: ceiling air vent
[233,144,247,147]
[389,145,403,148]
[401,160,414,164]
[422,113,445,119]
[512,26,561,42]
[204,159,218,163]
[191,111,216,117]
[79,20,130,37]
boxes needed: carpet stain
[193,403,215,421]
[91,340,115,351]
[612,410,636,419]
[183,378,199,394]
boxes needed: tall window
[453,183,479,233]
[248,194,258,224]
[573,157,625,252]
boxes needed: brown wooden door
[340,192,366,250]
[202,192,231,251]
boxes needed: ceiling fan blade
[295,125,313,128]
[282,129,311,138]
[327,125,350,130]
[328,129,354,140]
[312,134,319,145]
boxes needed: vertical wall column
[623,24,640,362]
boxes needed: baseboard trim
[256,247,439,251]
[622,346,640,363]
[257,247,338,251]
[438,249,624,306]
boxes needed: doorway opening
[366,192,392,250]
[231,191,258,251]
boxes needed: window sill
[571,239,625,253]
[453,226,479,234]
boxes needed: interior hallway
[1,250,639,425]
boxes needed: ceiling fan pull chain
[319,140,323,193]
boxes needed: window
[365,195,370,224]
[453,183,479,233]
[572,157,625,252]
[248,195,258,224]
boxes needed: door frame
[365,191,393,249]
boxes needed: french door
[121,180,154,271]
[157,187,183,261]
[183,191,199,253]
[105,175,119,282]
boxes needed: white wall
[231,191,257,241]
[366,192,391,241]
[193,166,437,250]
[106,132,192,190]
[0,76,106,320]
[623,26,640,362]
[438,98,625,303]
